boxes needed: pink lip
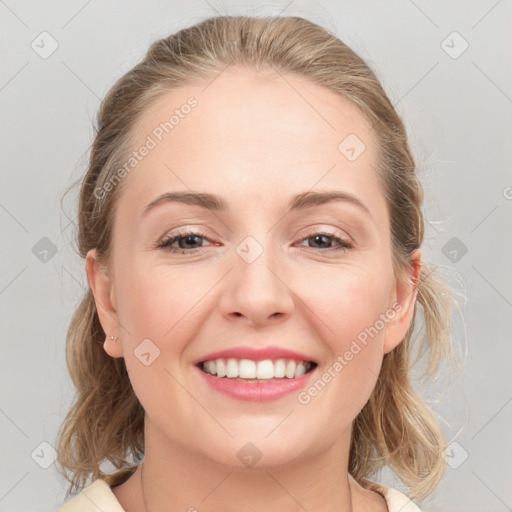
[194,365,316,402]
[194,345,316,365]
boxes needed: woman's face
[87,67,418,470]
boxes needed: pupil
[180,235,199,248]
[313,235,330,248]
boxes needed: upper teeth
[201,358,313,379]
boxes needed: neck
[131,420,355,512]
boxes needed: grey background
[1,1,511,510]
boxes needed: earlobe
[383,250,421,354]
[85,249,124,358]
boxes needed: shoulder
[351,475,422,512]
[57,469,136,512]
[57,479,125,512]
[371,483,423,512]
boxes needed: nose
[219,247,294,328]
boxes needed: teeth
[274,359,286,378]
[216,359,226,378]
[201,358,314,379]
[256,360,274,379]
[295,362,307,377]
[285,360,296,378]
[239,359,257,378]
[226,358,239,378]
[206,360,216,375]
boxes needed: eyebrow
[142,190,371,218]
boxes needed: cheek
[115,263,210,340]
[112,263,220,402]
[297,265,393,408]
[112,266,203,411]
[301,264,392,346]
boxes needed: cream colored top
[57,470,421,512]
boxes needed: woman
[56,15,456,512]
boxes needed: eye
[297,231,353,252]
[157,230,214,253]
[156,229,353,255]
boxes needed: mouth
[197,358,318,382]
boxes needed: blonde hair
[57,15,458,501]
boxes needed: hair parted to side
[57,15,458,501]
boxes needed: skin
[86,66,420,512]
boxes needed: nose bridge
[223,231,294,324]
[234,233,282,295]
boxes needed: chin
[195,430,317,473]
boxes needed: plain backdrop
[1,1,511,511]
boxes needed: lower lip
[195,365,316,402]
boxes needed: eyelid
[296,223,354,244]
[157,228,215,249]
[295,229,353,251]
[156,226,353,254]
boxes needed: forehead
[115,66,384,219]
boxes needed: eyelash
[157,229,353,254]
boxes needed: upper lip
[195,345,317,365]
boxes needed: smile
[195,357,318,402]
[199,358,317,381]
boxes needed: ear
[383,249,421,354]
[85,249,124,358]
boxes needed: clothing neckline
[90,468,421,512]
